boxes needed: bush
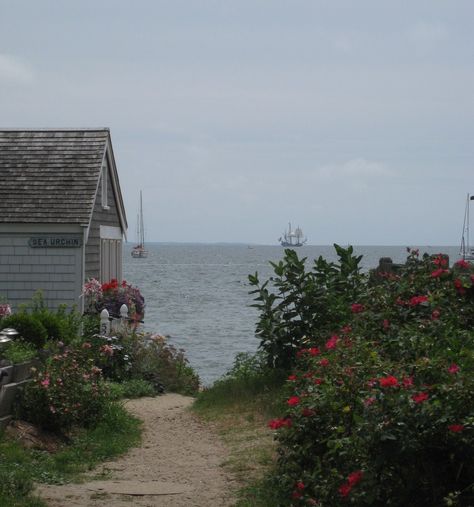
[106,379,156,400]
[0,314,48,349]
[258,248,474,506]
[19,346,109,432]
[2,340,37,364]
[128,333,200,395]
[80,333,132,382]
[249,245,363,369]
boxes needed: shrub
[128,333,200,395]
[29,293,81,344]
[106,379,156,400]
[249,245,363,369]
[2,340,37,364]
[0,314,48,348]
[19,346,109,432]
[259,248,474,506]
[80,333,132,382]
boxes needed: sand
[35,394,236,507]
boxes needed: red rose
[325,335,339,350]
[351,303,365,313]
[455,259,470,269]
[448,363,460,374]
[347,471,363,487]
[287,396,301,407]
[448,424,464,433]
[338,483,352,497]
[379,375,398,388]
[412,392,429,404]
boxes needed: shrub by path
[36,394,236,506]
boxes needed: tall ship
[131,191,148,258]
[279,222,307,247]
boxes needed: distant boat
[279,222,307,247]
[131,191,148,258]
[460,193,474,260]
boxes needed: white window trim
[100,225,122,240]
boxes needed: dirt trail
[35,394,236,507]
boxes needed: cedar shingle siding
[0,130,109,224]
[0,129,127,310]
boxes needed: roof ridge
[0,128,110,132]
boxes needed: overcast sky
[0,1,472,245]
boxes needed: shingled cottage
[0,129,127,311]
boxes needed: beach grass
[193,367,286,506]
[0,402,142,506]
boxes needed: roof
[0,129,127,231]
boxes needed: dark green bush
[249,245,363,369]
[1,314,48,348]
[258,248,474,506]
[19,346,110,432]
[128,333,200,395]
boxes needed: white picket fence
[99,304,130,336]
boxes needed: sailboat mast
[140,190,145,247]
[468,194,470,255]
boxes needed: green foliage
[263,250,474,506]
[80,333,132,382]
[0,403,140,506]
[18,346,110,432]
[195,352,286,413]
[1,292,81,348]
[0,314,48,348]
[128,333,200,395]
[2,340,37,364]
[249,245,363,369]
[106,379,156,400]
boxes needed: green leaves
[249,245,365,370]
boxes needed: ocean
[123,244,460,386]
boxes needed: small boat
[131,191,148,258]
[279,222,307,247]
[460,194,474,260]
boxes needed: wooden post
[120,304,128,332]
[100,308,110,336]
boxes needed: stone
[84,480,193,496]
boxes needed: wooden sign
[28,236,82,248]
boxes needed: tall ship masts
[278,222,307,247]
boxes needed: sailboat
[460,194,474,261]
[279,222,307,247]
[131,191,148,258]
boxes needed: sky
[0,0,473,245]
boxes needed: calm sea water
[123,244,460,385]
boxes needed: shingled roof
[0,129,126,228]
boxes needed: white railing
[99,304,130,336]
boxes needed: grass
[192,367,286,506]
[105,378,156,400]
[0,401,142,507]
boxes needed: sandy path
[35,394,236,507]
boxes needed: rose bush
[19,345,109,432]
[255,247,474,506]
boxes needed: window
[99,226,123,283]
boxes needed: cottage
[0,129,128,311]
